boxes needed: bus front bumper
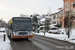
[12,35,33,39]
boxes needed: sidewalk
[33,32,75,44]
[0,33,11,50]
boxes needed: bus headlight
[13,34,15,36]
[31,33,33,35]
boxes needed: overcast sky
[0,0,63,22]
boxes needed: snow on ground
[33,28,75,44]
[0,41,10,50]
[34,32,67,40]
[0,27,10,50]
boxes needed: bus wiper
[17,29,30,31]
[16,29,26,31]
[26,29,30,32]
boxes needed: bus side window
[9,23,12,29]
[10,24,12,29]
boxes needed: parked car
[38,26,45,32]
[57,28,66,34]
[48,27,58,34]
[0,27,6,35]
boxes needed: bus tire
[7,33,9,37]
[10,33,12,39]
[26,38,28,40]
[7,31,9,37]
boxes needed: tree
[32,15,37,23]
[45,18,50,32]
[56,24,61,28]
[64,11,73,38]
[20,14,26,17]
[30,15,33,17]
[32,15,38,32]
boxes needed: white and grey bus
[7,17,33,39]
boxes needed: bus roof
[12,17,31,19]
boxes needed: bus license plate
[22,36,24,38]
[22,34,24,38]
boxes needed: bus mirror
[10,19,12,23]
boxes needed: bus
[7,17,33,39]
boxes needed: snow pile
[45,33,67,40]
[0,41,10,50]
[40,18,45,21]
[69,28,75,43]
[34,28,75,44]
[0,28,10,50]
[0,34,10,50]
[70,28,75,39]
[34,32,67,40]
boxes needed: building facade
[51,8,63,27]
[52,13,59,24]
[0,19,7,28]
[59,9,64,27]
[63,0,75,27]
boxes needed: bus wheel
[10,33,12,39]
[7,31,9,37]
[26,38,28,40]
[7,33,9,37]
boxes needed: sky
[0,0,63,22]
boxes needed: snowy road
[9,34,75,50]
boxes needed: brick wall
[63,0,75,27]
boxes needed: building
[51,8,63,27]
[58,8,64,27]
[51,13,58,24]
[38,16,52,32]
[63,0,75,27]
[39,16,52,25]
[0,19,7,28]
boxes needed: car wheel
[54,32,55,34]
[50,32,51,33]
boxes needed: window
[71,2,73,10]
[53,15,56,20]
[53,22,56,24]
[57,14,59,18]
[57,22,59,24]
[60,21,62,27]
[65,2,68,11]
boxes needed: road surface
[9,34,75,50]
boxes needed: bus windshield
[12,18,32,31]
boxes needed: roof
[40,16,52,21]
[12,17,31,19]
[40,26,45,27]
[40,18,45,21]
[51,9,63,15]
[37,16,42,18]
[45,16,52,18]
